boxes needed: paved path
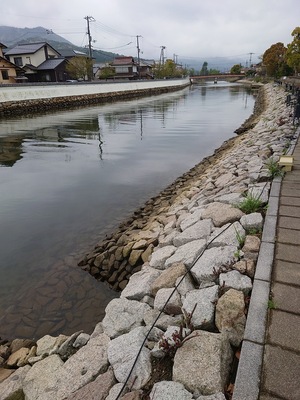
[259,136,300,399]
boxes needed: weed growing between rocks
[265,157,285,179]
[245,227,262,236]
[236,193,265,214]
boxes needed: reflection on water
[0,82,255,340]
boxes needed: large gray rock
[208,221,245,248]
[102,298,151,338]
[149,245,176,269]
[107,327,152,390]
[240,212,263,231]
[23,355,64,400]
[151,263,187,295]
[191,246,237,284]
[179,209,203,231]
[219,270,252,295]
[201,202,244,227]
[215,289,246,347]
[64,368,116,400]
[173,331,232,396]
[159,230,179,247]
[214,192,244,205]
[248,182,270,203]
[0,365,30,400]
[154,287,182,315]
[165,239,207,268]
[150,381,193,399]
[214,172,235,187]
[175,274,195,297]
[36,334,68,357]
[181,286,218,329]
[73,333,90,348]
[25,334,110,400]
[59,333,110,398]
[173,220,213,247]
[120,266,160,300]
[106,383,129,400]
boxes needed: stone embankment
[77,81,266,291]
[0,83,298,400]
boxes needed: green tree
[99,65,115,80]
[230,64,242,74]
[66,56,93,81]
[286,27,300,74]
[200,61,208,75]
[209,68,220,75]
[262,42,288,77]
[152,59,182,78]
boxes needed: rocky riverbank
[77,82,266,292]
[0,83,298,400]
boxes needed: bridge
[190,74,244,83]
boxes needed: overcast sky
[2,0,299,65]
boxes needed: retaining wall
[0,78,190,117]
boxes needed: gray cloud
[1,0,299,63]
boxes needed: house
[5,42,60,67]
[59,48,88,60]
[0,42,23,83]
[111,56,138,80]
[4,42,70,82]
[31,58,69,82]
[139,60,154,79]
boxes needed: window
[14,57,23,67]
[115,66,129,73]
[1,70,9,80]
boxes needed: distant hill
[0,26,256,69]
[0,25,119,63]
[179,56,254,74]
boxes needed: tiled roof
[5,42,60,56]
[37,58,66,70]
[112,57,135,65]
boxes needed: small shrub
[237,193,264,214]
[265,157,284,179]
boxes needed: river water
[0,82,255,340]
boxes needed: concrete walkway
[233,129,300,400]
[259,135,300,399]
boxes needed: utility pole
[84,16,95,80]
[249,52,254,67]
[136,35,141,79]
[159,46,166,66]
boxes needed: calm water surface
[0,82,255,339]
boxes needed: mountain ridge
[0,25,119,63]
[0,25,251,70]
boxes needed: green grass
[237,193,264,214]
[265,157,284,179]
[268,299,277,309]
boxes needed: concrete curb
[233,127,300,400]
